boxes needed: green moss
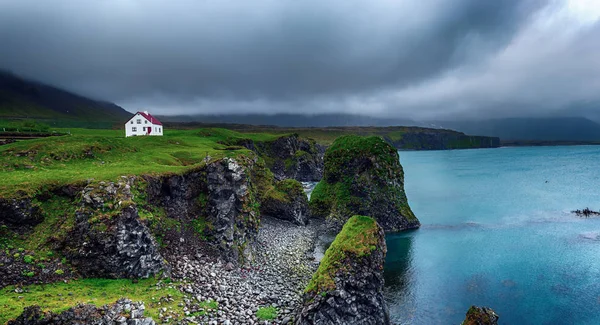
[23,255,34,264]
[256,306,278,320]
[309,135,417,225]
[304,216,380,294]
[0,277,185,324]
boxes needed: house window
[143,127,146,131]
[137,119,141,124]
[159,127,161,132]
[145,120,148,124]
[132,127,137,132]
[130,121,133,124]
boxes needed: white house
[125,111,163,137]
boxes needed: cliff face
[61,177,168,278]
[261,179,310,225]
[229,134,325,181]
[0,154,280,283]
[309,135,420,232]
[385,131,500,150]
[297,216,390,325]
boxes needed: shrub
[256,306,278,320]
[55,269,64,275]
[23,255,34,264]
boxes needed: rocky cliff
[0,154,288,283]
[8,299,155,325]
[309,135,420,232]
[386,130,500,150]
[297,216,390,325]
[462,306,499,325]
[226,134,325,181]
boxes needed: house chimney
[144,110,149,115]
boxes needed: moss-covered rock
[225,134,325,182]
[298,216,390,325]
[309,135,419,232]
[462,306,499,325]
[261,179,310,225]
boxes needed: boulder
[261,179,310,225]
[309,135,420,232]
[297,216,390,325]
[462,306,499,325]
[8,298,155,325]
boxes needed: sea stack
[297,215,390,325]
[309,135,420,232]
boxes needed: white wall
[124,113,164,137]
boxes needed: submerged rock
[297,216,390,325]
[309,135,420,232]
[8,298,155,325]
[261,179,310,225]
[462,306,499,325]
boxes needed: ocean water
[385,146,600,325]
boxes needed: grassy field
[0,128,285,198]
[0,277,202,323]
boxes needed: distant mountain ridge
[0,70,130,123]
[157,113,420,128]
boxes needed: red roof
[137,111,162,125]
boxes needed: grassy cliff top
[305,215,380,294]
[0,128,285,198]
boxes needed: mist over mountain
[0,70,130,123]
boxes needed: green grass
[0,277,185,324]
[0,128,282,198]
[256,306,278,320]
[304,216,380,294]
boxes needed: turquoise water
[385,146,600,325]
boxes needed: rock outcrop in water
[462,306,499,325]
[297,215,390,325]
[8,299,155,325]
[309,135,420,232]
[226,134,325,182]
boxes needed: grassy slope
[0,128,283,198]
[0,127,283,323]
[0,278,188,324]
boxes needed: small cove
[386,146,600,324]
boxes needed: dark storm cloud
[1,0,596,119]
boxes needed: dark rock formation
[206,157,260,265]
[386,130,500,150]
[297,216,390,325]
[8,298,155,325]
[228,134,325,181]
[62,177,168,278]
[462,306,499,325]
[63,205,167,278]
[261,179,310,225]
[572,207,600,218]
[0,198,42,232]
[309,135,420,232]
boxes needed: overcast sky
[1,0,599,120]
